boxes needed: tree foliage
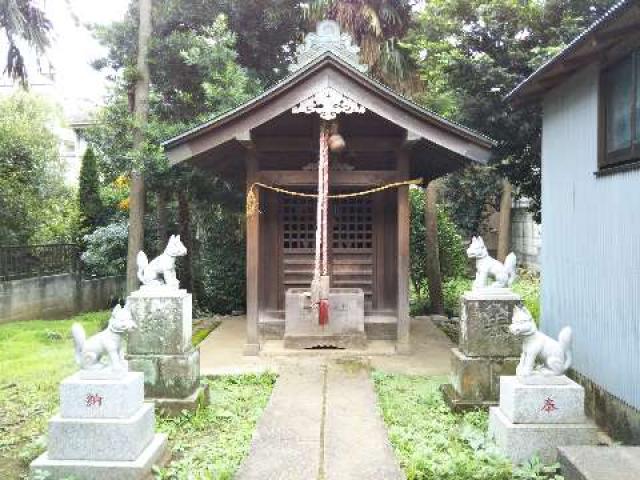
[87,6,257,311]
[441,165,501,238]
[0,92,77,244]
[306,0,418,92]
[406,0,615,221]
[92,0,303,89]
[0,0,51,86]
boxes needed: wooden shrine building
[163,21,494,354]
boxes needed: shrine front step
[260,316,397,341]
[260,339,397,356]
[284,332,368,349]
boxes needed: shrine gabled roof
[162,51,495,165]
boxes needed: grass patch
[192,320,221,347]
[155,374,276,479]
[0,311,108,478]
[0,313,274,480]
[373,373,562,480]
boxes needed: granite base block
[48,403,155,461]
[500,376,586,424]
[128,288,192,355]
[128,348,200,399]
[31,433,168,480]
[449,347,518,403]
[489,407,598,464]
[60,371,144,419]
[558,446,640,480]
[152,383,210,416]
[440,383,498,412]
[459,291,521,357]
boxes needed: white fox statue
[510,305,572,377]
[466,236,517,289]
[71,303,137,374]
[137,234,187,288]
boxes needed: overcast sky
[43,0,130,105]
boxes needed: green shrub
[410,188,468,314]
[443,277,472,317]
[78,147,105,236]
[194,205,246,314]
[81,220,128,276]
[512,269,540,323]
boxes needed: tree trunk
[497,178,513,263]
[424,180,444,315]
[126,0,152,294]
[156,191,169,252]
[177,191,194,295]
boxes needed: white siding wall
[542,64,640,410]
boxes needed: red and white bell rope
[312,121,331,325]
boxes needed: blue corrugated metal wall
[542,64,640,410]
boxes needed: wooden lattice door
[279,195,375,311]
[330,197,374,310]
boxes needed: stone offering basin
[284,287,366,349]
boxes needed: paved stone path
[199,316,453,377]
[236,360,405,480]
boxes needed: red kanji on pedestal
[85,393,103,407]
[541,396,558,413]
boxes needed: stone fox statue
[137,235,187,287]
[71,304,137,372]
[510,305,572,377]
[466,236,517,289]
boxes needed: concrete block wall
[0,274,125,324]
[511,198,541,271]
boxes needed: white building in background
[0,68,94,186]
[0,0,129,185]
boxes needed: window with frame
[601,50,640,169]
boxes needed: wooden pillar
[245,145,260,355]
[497,178,513,263]
[396,148,411,353]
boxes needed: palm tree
[0,0,52,86]
[305,0,418,93]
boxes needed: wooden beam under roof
[252,135,405,153]
[258,170,400,187]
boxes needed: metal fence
[0,244,80,281]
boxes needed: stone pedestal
[128,286,208,414]
[30,371,168,479]
[489,376,598,464]
[442,289,520,410]
[284,288,366,349]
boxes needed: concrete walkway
[235,360,405,480]
[198,316,453,479]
